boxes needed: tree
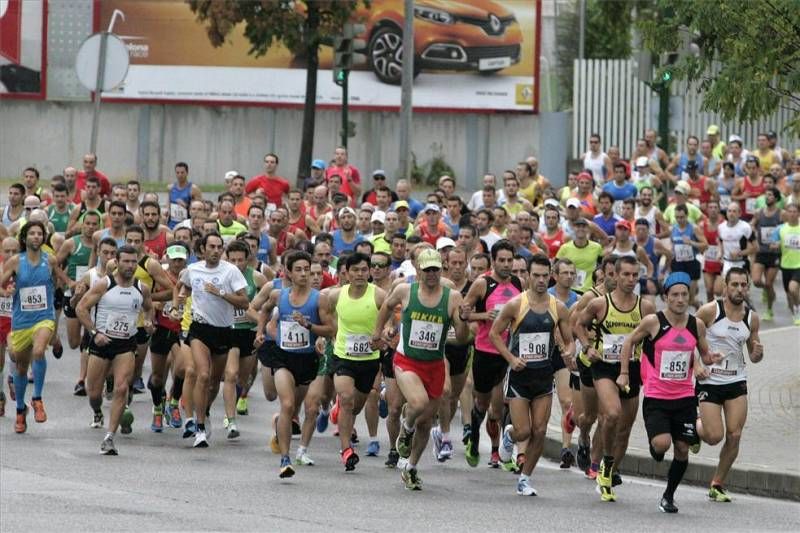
[639,0,800,135]
[188,0,366,187]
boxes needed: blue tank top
[642,236,659,277]
[548,286,578,309]
[12,252,55,328]
[100,228,127,248]
[276,287,320,353]
[678,153,705,176]
[257,232,271,262]
[263,278,283,342]
[168,182,193,229]
[332,230,364,256]
[671,223,697,257]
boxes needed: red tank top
[541,228,566,259]
[700,217,721,266]
[740,177,765,218]
[144,230,168,258]
[288,206,311,238]
[276,231,289,256]
[155,269,181,332]
[688,176,711,210]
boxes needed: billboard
[0,0,45,98]
[99,0,540,112]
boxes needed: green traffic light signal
[662,69,673,82]
[337,70,346,83]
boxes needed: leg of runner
[132,342,148,394]
[437,369,466,462]
[485,385,505,467]
[519,394,552,495]
[650,431,690,513]
[262,363,278,402]
[577,375,599,476]
[395,366,441,490]
[459,369,474,446]
[223,347,241,438]
[207,354,227,420]
[67,315,87,394]
[364,386,380,456]
[554,368,575,468]
[274,368,307,478]
[236,352,256,416]
[297,375,332,465]
[86,354,111,429]
[148,351,168,433]
[190,339,212,447]
[101,352,135,455]
[26,327,53,425]
[334,373,368,470]
[595,378,622,501]
[611,395,639,485]
[384,376,403,467]
[703,272,718,304]
[502,395,533,493]
[712,397,747,501]
[180,340,196,437]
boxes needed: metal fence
[572,58,798,159]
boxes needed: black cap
[767,130,777,139]
[635,217,650,227]
[573,217,589,226]
[686,160,698,170]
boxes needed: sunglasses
[422,267,441,273]
[371,262,388,268]
[374,176,386,180]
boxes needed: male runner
[76,245,155,455]
[171,233,249,448]
[576,256,656,501]
[619,272,722,513]
[750,188,782,320]
[374,248,468,490]
[492,254,575,496]
[695,268,763,502]
[461,240,523,467]
[776,203,800,323]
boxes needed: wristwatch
[219,290,226,296]
[90,329,98,338]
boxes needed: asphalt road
[2,336,799,532]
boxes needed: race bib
[519,332,550,363]
[446,325,457,341]
[745,197,756,214]
[408,320,443,351]
[602,334,625,363]
[266,203,278,215]
[704,245,721,262]
[20,285,47,312]
[719,194,732,210]
[659,350,690,380]
[162,302,183,321]
[710,352,742,376]
[638,263,648,278]
[784,234,800,250]
[345,334,373,357]
[169,202,188,222]
[105,311,135,339]
[233,307,249,324]
[674,243,694,262]
[0,296,12,317]
[280,320,311,350]
[573,269,587,288]
[75,265,89,281]
[760,227,777,244]
[612,200,624,217]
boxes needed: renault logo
[489,14,501,33]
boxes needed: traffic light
[333,23,367,87]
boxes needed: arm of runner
[488,295,524,371]
[140,284,156,334]
[69,270,93,309]
[618,314,657,390]
[0,255,18,288]
[556,300,576,368]
[448,290,469,345]
[148,259,176,301]
[460,277,488,321]
[310,291,334,339]
[746,313,763,363]
[695,319,724,366]
[325,288,340,341]
[373,283,407,347]
[254,289,280,345]
[575,297,602,361]
[76,277,110,346]
[54,239,75,289]
[169,276,191,320]
[636,246,655,278]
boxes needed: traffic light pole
[657,83,670,156]
[340,70,349,149]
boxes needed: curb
[542,430,800,502]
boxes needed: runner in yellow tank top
[327,252,387,471]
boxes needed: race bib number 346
[408,320,443,350]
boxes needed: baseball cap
[566,198,581,209]
[573,217,588,226]
[746,155,760,164]
[311,159,326,170]
[706,125,720,135]
[360,202,376,212]
[424,203,440,213]
[544,198,560,208]
[767,130,777,139]
[577,171,593,182]
[635,217,650,227]
[166,244,188,260]
[674,182,690,195]
[372,169,387,178]
[338,207,356,217]
[417,248,443,270]
[393,200,409,211]
[685,160,698,170]
[24,196,41,209]
[663,272,691,294]
[370,211,386,224]
[615,220,631,231]
[224,170,238,182]
[635,156,649,168]
[728,134,743,144]
[435,237,456,250]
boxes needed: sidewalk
[544,324,800,501]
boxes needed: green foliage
[555,0,639,109]
[409,143,455,187]
[638,0,800,135]
[187,0,363,56]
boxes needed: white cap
[224,170,238,182]
[338,207,356,217]
[435,237,456,250]
[544,198,560,208]
[728,134,743,144]
[635,156,649,167]
[566,198,581,209]
[370,211,386,224]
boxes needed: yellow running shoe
[708,484,732,502]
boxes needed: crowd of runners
[1,126,798,513]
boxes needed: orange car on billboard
[357,0,523,84]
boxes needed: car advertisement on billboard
[0,0,45,98]
[99,0,540,112]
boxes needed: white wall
[0,100,544,190]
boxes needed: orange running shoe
[330,395,340,425]
[31,398,47,423]
[15,409,27,433]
